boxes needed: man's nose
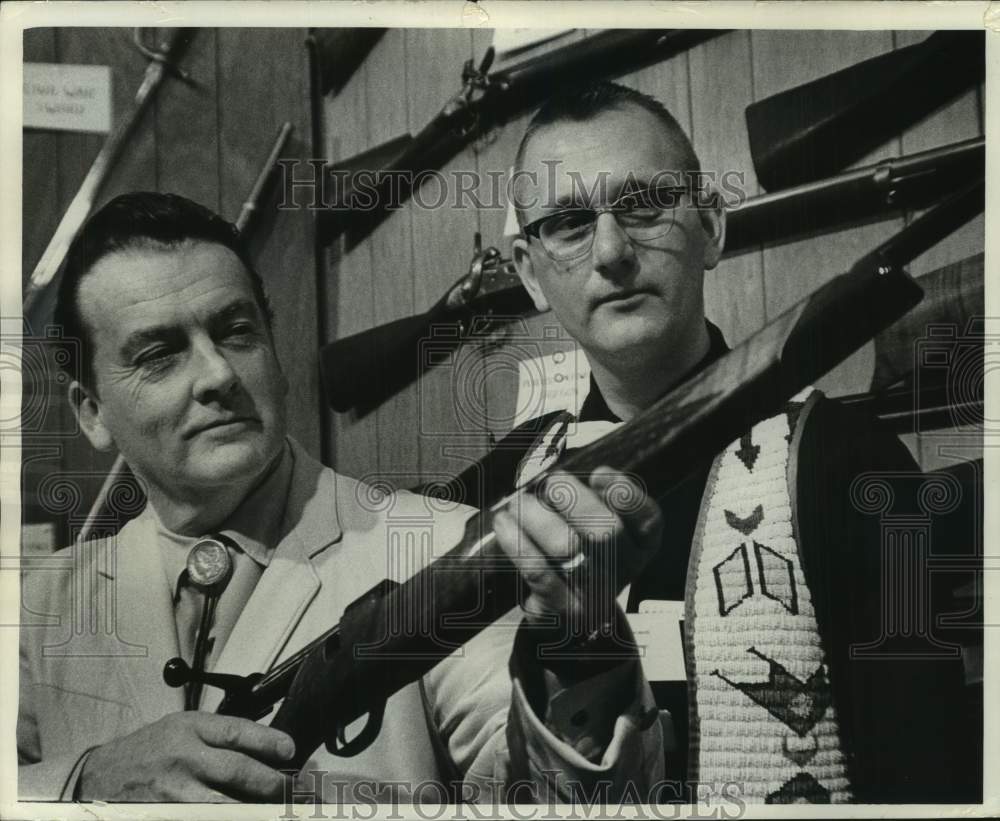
[190,340,239,401]
[591,212,637,278]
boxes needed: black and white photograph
[1,1,994,816]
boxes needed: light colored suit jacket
[18,439,661,802]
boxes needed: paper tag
[627,601,686,682]
[24,63,112,133]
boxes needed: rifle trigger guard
[325,698,387,757]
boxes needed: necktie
[174,536,234,710]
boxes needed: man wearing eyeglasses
[440,81,973,804]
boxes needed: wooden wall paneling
[895,32,983,279]
[20,25,64,541]
[688,30,766,347]
[217,29,319,456]
[472,30,593,451]
[154,28,220,212]
[56,28,159,213]
[404,29,489,483]
[622,47,691,128]
[471,29,525,454]
[366,31,419,486]
[21,30,63,539]
[473,97,562,450]
[751,30,902,398]
[893,31,984,471]
[22,29,60,290]
[322,45,379,478]
[39,28,160,541]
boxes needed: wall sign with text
[23,62,112,134]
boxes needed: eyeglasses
[521,185,690,262]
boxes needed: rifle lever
[163,658,268,719]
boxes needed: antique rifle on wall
[320,233,532,415]
[316,29,724,246]
[320,137,983,416]
[746,30,985,192]
[22,28,196,328]
[163,180,982,768]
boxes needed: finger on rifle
[508,488,582,563]
[197,714,296,765]
[539,470,632,548]
[589,466,662,566]
[493,508,573,620]
[201,749,293,803]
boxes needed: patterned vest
[514,388,852,804]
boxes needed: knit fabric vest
[514,388,851,804]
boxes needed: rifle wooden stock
[746,30,985,191]
[321,282,534,415]
[215,186,993,766]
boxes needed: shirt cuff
[505,660,662,803]
[510,605,653,758]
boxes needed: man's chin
[593,321,670,359]
[188,438,281,486]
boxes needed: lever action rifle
[321,137,982,416]
[163,180,982,769]
[318,29,723,245]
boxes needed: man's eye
[545,211,593,237]
[222,322,258,341]
[135,348,174,368]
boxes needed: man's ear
[68,381,115,452]
[699,195,726,271]
[512,237,550,313]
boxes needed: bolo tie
[180,535,235,710]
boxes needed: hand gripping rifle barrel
[167,181,981,769]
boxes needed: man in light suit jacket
[18,192,664,804]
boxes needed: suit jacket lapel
[201,442,343,714]
[108,513,186,722]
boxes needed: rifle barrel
[725,137,983,254]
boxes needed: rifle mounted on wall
[746,30,985,192]
[164,180,982,769]
[317,29,724,246]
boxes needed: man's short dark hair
[54,191,274,392]
[513,81,702,224]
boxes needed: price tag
[626,600,687,683]
[24,63,112,133]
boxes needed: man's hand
[492,466,662,637]
[77,711,296,802]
